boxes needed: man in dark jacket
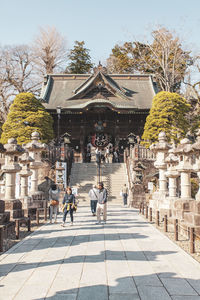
[96,182,108,224]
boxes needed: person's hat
[99,182,104,187]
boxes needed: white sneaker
[96,221,101,224]
[70,222,73,226]
[61,223,65,227]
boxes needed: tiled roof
[41,72,156,111]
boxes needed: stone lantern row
[149,130,200,219]
[0,132,46,219]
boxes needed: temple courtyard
[0,206,200,300]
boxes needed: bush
[142,91,191,148]
[1,93,54,145]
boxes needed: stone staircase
[70,163,128,204]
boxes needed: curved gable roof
[41,72,156,111]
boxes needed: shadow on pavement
[32,272,200,300]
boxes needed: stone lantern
[3,138,24,219]
[174,138,193,200]
[192,129,200,200]
[25,132,47,195]
[150,132,171,194]
[56,162,65,190]
[19,152,33,198]
[0,143,9,224]
[165,147,179,198]
[171,138,193,220]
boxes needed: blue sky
[1,0,200,64]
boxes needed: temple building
[41,64,157,161]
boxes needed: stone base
[171,199,192,220]
[4,199,24,219]
[184,212,200,226]
[0,211,10,225]
[130,184,146,208]
[21,193,47,218]
[0,221,16,252]
[183,200,200,227]
[0,200,5,213]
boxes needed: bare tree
[0,45,41,94]
[184,56,200,101]
[33,26,68,75]
[138,28,192,92]
[0,45,41,123]
[107,27,192,92]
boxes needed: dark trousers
[122,193,128,205]
[63,208,73,223]
[90,200,97,213]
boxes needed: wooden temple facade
[41,64,157,161]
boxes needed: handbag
[73,204,77,212]
[50,200,59,206]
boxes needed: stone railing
[146,130,200,236]
[130,145,155,161]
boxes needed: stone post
[150,132,171,194]
[19,152,33,198]
[192,129,200,201]
[25,132,47,195]
[165,147,179,198]
[171,138,193,220]
[175,138,193,200]
[3,138,24,219]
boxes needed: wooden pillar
[164,215,168,232]
[145,205,148,219]
[174,219,178,241]
[36,209,39,225]
[190,227,195,254]
[156,211,160,226]
[27,216,31,232]
[149,208,152,222]
[0,227,3,252]
[16,220,20,239]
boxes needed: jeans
[122,193,128,205]
[97,203,107,222]
[63,208,73,223]
[50,205,58,222]
[90,200,97,213]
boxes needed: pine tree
[1,93,54,145]
[67,41,93,74]
[142,91,191,148]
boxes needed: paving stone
[77,285,108,300]
[1,206,200,300]
[160,278,198,296]
[109,294,140,300]
[138,285,172,300]
[171,297,200,300]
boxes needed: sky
[0,0,200,65]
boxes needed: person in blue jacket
[62,187,76,227]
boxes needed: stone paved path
[1,206,200,300]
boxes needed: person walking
[62,187,76,227]
[88,185,98,216]
[96,182,108,224]
[121,184,128,206]
[105,147,109,163]
[49,184,60,224]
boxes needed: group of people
[88,182,108,224]
[48,181,128,225]
[48,182,108,226]
[95,147,120,163]
[48,185,76,226]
